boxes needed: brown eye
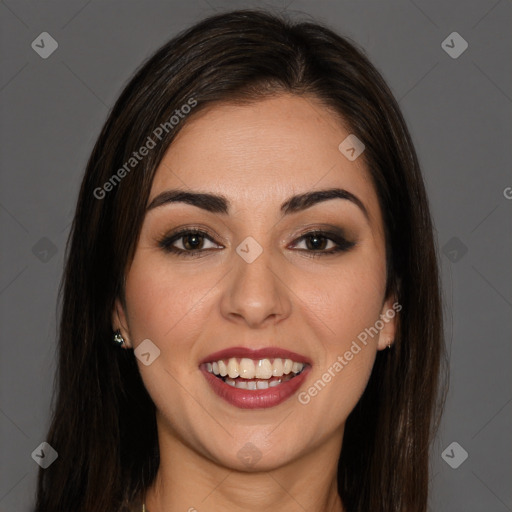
[159,228,355,258]
[181,232,205,250]
[158,229,222,257]
[291,230,356,256]
[302,234,331,251]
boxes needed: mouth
[199,347,311,409]
[203,357,307,389]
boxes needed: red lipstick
[199,346,312,409]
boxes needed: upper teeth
[206,358,305,379]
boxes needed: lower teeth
[221,372,297,390]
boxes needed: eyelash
[157,227,356,258]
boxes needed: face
[113,93,397,471]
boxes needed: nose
[220,243,292,328]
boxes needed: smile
[205,357,306,389]
[199,347,311,409]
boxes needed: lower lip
[201,366,311,409]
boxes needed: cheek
[124,253,210,345]
[122,254,215,420]
[301,253,386,347]
[295,253,385,416]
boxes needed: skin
[113,93,397,512]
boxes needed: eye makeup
[156,224,357,259]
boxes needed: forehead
[149,94,381,226]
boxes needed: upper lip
[199,346,312,365]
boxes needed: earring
[113,329,125,346]
[387,341,393,349]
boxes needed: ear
[376,294,400,351]
[112,297,132,349]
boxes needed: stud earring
[113,329,125,346]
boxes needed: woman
[34,9,446,512]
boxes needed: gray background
[1,0,511,510]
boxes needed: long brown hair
[34,9,447,512]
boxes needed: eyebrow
[146,187,369,221]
